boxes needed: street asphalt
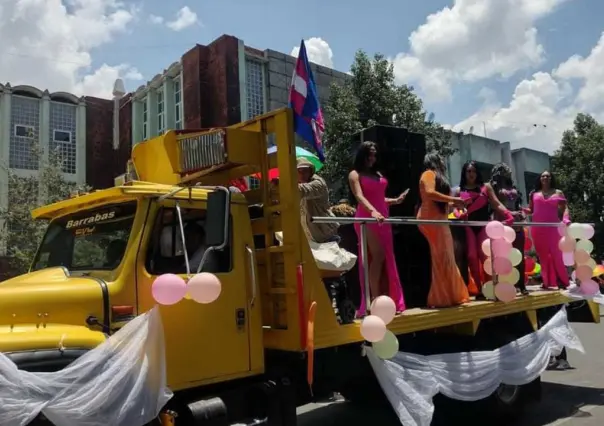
[297,317,604,426]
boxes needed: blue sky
[3,0,604,152]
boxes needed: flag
[289,40,325,162]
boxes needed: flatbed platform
[313,287,599,349]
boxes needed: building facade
[446,132,551,203]
[120,34,349,154]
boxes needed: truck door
[137,201,251,389]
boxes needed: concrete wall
[447,132,551,204]
[512,148,551,202]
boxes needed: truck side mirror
[206,188,230,248]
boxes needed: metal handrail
[311,216,593,313]
[311,216,591,227]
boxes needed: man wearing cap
[296,157,339,243]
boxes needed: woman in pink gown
[348,141,407,316]
[526,170,570,289]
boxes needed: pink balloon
[493,257,513,275]
[576,264,593,282]
[503,226,516,243]
[370,295,396,325]
[152,273,187,305]
[562,251,575,267]
[558,236,576,253]
[557,222,569,237]
[580,279,600,296]
[481,239,492,257]
[187,273,222,304]
[492,239,512,257]
[483,258,493,275]
[486,221,505,239]
[360,315,387,342]
[495,283,516,302]
[575,249,591,265]
[582,224,595,240]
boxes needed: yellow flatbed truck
[0,108,598,425]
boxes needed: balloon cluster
[359,296,399,360]
[558,223,598,295]
[481,221,522,302]
[152,272,222,305]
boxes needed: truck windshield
[32,201,137,272]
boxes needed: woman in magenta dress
[348,141,407,316]
[526,170,570,289]
[452,161,514,297]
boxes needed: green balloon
[534,264,541,274]
[373,330,399,360]
[576,239,594,254]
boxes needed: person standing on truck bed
[452,161,515,299]
[296,157,341,244]
[348,141,407,317]
[417,153,471,308]
[525,170,571,290]
[489,163,530,295]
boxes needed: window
[174,79,182,130]
[146,207,232,275]
[49,102,77,174]
[53,130,71,143]
[157,90,165,134]
[245,59,265,119]
[14,125,35,138]
[32,202,137,272]
[10,96,40,170]
[142,99,148,140]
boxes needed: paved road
[297,319,604,426]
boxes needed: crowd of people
[294,141,585,314]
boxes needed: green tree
[0,146,90,277]
[322,50,455,199]
[551,113,604,260]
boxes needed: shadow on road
[518,382,604,425]
[298,383,604,426]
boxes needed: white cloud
[74,64,143,99]
[392,0,571,101]
[149,14,164,25]
[454,30,604,153]
[454,71,577,153]
[290,37,334,68]
[0,0,143,98]
[553,32,604,110]
[166,6,199,31]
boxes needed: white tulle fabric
[366,307,583,426]
[0,307,172,426]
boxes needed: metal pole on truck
[311,216,579,228]
[359,223,371,314]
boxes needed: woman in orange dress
[418,153,470,308]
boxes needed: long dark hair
[534,170,557,192]
[490,163,513,195]
[353,141,378,174]
[423,152,450,213]
[490,162,523,208]
[459,160,484,189]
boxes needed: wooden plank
[313,290,575,349]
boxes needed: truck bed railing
[312,216,590,314]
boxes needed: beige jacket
[299,174,339,243]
